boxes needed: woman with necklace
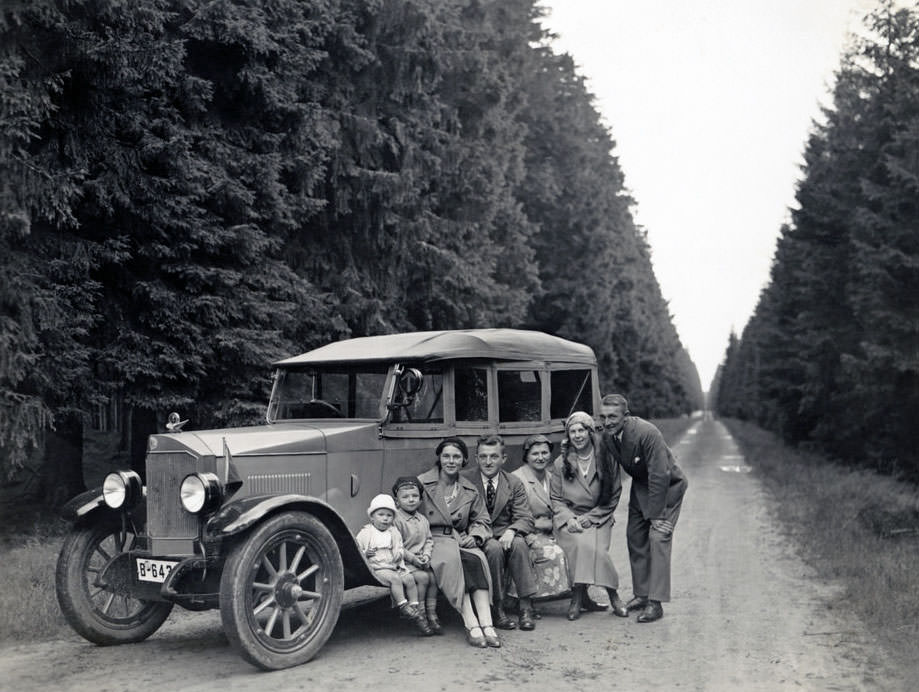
[550,411,629,620]
[418,437,500,648]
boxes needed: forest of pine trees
[713,1,919,481]
[1,0,703,500]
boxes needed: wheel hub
[274,573,301,609]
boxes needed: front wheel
[219,511,344,670]
[55,522,173,645]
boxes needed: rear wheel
[219,511,344,670]
[55,521,173,645]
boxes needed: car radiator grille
[146,452,198,538]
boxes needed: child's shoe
[426,608,443,635]
[412,606,434,636]
[397,601,417,619]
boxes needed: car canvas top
[274,328,597,366]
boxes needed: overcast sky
[539,0,876,389]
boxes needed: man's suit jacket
[465,469,535,538]
[603,416,687,521]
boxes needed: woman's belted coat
[418,466,493,609]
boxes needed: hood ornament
[166,411,189,432]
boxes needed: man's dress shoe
[493,609,517,630]
[625,596,648,612]
[636,600,663,623]
[518,608,536,631]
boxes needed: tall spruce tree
[842,2,919,474]
[1,2,98,496]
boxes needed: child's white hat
[367,493,397,518]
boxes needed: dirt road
[0,419,908,691]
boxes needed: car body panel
[63,329,601,602]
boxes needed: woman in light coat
[550,411,628,620]
[511,434,570,601]
[418,437,500,648]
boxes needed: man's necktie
[611,434,622,462]
[486,479,496,512]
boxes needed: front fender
[60,487,148,530]
[206,494,377,588]
[60,487,107,522]
[206,494,335,536]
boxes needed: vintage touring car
[56,329,600,669]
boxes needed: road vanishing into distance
[1,418,908,691]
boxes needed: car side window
[498,369,542,422]
[455,367,489,422]
[550,369,593,419]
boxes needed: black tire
[55,522,173,645]
[219,511,344,670]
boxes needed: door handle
[350,473,360,497]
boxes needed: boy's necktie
[486,479,496,512]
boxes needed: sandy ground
[0,418,909,691]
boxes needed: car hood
[149,421,378,458]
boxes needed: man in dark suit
[466,434,538,631]
[599,393,688,623]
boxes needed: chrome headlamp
[102,471,143,509]
[179,472,222,514]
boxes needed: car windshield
[268,366,389,420]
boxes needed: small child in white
[356,493,433,635]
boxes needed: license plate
[136,558,178,583]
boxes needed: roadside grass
[723,418,919,674]
[0,510,69,642]
[0,416,697,646]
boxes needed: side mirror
[385,366,424,418]
[399,368,423,398]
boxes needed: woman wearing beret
[550,412,629,620]
[418,437,500,648]
[511,434,571,601]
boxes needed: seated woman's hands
[458,532,477,548]
[404,552,430,567]
[566,517,584,533]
